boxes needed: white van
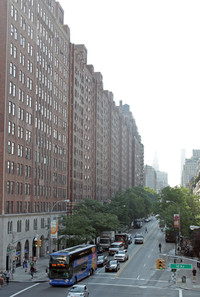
[108,242,124,256]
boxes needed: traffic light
[37,239,42,247]
[34,239,38,247]
[156,258,166,270]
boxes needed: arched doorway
[16,242,21,267]
[32,238,36,258]
[6,243,15,270]
[24,240,29,260]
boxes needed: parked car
[97,255,108,267]
[108,242,124,256]
[134,234,144,244]
[67,285,89,297]
[114,250,129,262]
[105,260,120,272]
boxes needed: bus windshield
[49,254,71,279]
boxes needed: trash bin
[182,276,186,283]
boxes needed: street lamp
[166,200,181,254]
[49,199,70,253]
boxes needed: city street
[0,219,199,297]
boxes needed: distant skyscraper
[182,150,200,188]
[153,151,159,171]
[180,149,186,184]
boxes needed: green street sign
[170,263,192,269]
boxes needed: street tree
[153,186,200,237]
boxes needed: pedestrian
[30,266,34,279]
[192,266,197,282]
[159,243,162,253]
[145,227,148,233]
[23,258,25,268]
[6,271,10,285]
[25,260,28,272]
[0,275,4,288]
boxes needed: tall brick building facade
[0,0,143,271]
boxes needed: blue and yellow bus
[49,244,97,286]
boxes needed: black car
[97,245,104,254]
[97,255,108,267]
[105,260,120,272]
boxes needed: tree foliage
[153,186,200,237]
[58,187,156,248]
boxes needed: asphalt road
[0,218,198,297]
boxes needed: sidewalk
[175,260,200,291]
[10,256,49,283]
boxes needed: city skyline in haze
[59,0,200,187]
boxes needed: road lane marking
[87,281,179,290]
[179,289,182,297]
[114,224,158,279]
[93,275,170,283]
[10,283,40,297]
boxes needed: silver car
[114,250,129,261]
[134,234,144,244]
[67,284,89,297]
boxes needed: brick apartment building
[0,0,143,271]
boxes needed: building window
[11,181,14,194]
[11,162,14,174]
[8,221,13,233]
[6,202,10,214]
[25,219,29,231]
[33,218,37,230]
[17,220,21,232]
[41,218,44,228]
[7,161,10,174]
[8,221,12,233]
[7,181,10,194]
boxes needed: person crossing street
[6,271,10,285]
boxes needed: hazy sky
[58,0,200,187]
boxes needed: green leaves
[58,187,156,247]
[154,186,200,237]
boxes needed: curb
[11,279,48,283]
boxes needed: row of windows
[7,161,31,177]
[53,129,67,144]
[10,41,33,63]
[37,3,54,33]
[7,183,66,199]
[8,141,32,159]
[7,218,45,235]
[6,199,64,215]
[12,0,34,19]
[8,100,32,121]
[9,81,33,98]
[52,173,67,185]
[7,181,31,195]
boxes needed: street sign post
[170,263,192,269]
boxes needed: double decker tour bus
[49,244,97,286]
